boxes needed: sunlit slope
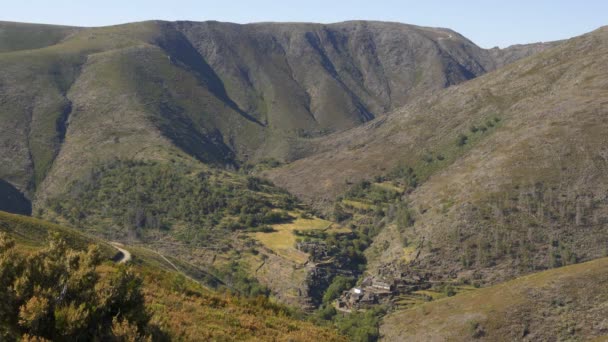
[381,257,608,341]
[0,211,345,341]
[267,26,608,284]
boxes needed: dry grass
[342,199,375,210]
[251,214,333,264]
[373,182,404,193]
[381,257,608,341]
[0,212,345,341]
[401,245,417,263]
[141,270,345,341]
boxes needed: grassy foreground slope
[0,210,344,341]
[380,257,608,341]
[0,210,115,257]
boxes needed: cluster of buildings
[296,240,433,313]
[335,269,432,312]
[335,276,393,312]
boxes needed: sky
[1,0,607,48]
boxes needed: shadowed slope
[0,180,31,215]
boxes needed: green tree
[322,276,355,305]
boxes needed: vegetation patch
[44,159,296,246]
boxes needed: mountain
[0,20,550,203]
[1,18,602,341]
[0,21,79,53]
[268,25,608,287]
[0,19,556,313]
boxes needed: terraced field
[251,212,342,263]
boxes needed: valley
[0,18,607,341]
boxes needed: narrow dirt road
[110,242,132,264]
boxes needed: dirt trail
[110,242,132,264]
[109,242,223,291]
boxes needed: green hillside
[0,21,78,52]
[0,20,549,200]
[0,19,550,315]
[0,211,344,341]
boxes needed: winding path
[110,242,132,264]
[108,242,225,291]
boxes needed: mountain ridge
[0,19,556,203]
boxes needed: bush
[334,306,387,342]
[333,204,352,222]
[457,134,468,146]
[322,276,355,305]
[262,210,292,224]
[445,285,456,297]
[300,212,312,219]
[0,233,150,341]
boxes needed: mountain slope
[0,210,345,341]
[0,21,79,53]
[380,256,608,341]
[0,20,551,203]
[267,26,608,282]
[0,19,573,316]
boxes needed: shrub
[445,285,456,297]
[0,233,150,341]
[300,212,312,219]
[457,134,468,146]
[322,276,355,305]
[262,210,292,224]
[333,204,352,222]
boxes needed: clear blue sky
[2,0,607,48]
